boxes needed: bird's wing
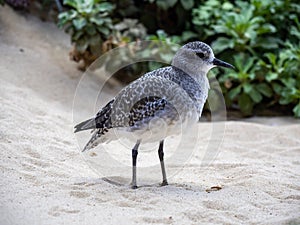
[75,66,197,133]
[106,72,182,130]
[94,99,114,129]
[81,96,173,151]
[127,96,170,129]
[74,99,114,133]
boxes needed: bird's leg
[158,140,168,186]
[131,139,141,189]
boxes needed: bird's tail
[82,130,101,152]
[74,118,96,133]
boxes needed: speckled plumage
[74,42,220,151]
[75,65,209,151]
[74,41,234,188]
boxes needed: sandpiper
[74,41,234,188]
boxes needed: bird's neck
[172,64,209,89]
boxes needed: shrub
[55,0,300,117]
[58,0,114,69]
[192,0,300,117]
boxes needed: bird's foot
[131,181,138,189]
[161,180,168,186]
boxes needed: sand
[0,7,299,225]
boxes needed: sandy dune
[0,7,299,225]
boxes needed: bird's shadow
[71,176,223,205]
[100,176,216,195]
[72,176,223,196]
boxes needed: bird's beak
[212,58,235,69]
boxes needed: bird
[74,41,234,189]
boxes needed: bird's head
[171,41,234,75]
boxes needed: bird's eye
[196,52,205,59]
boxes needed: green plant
[211,1,277,54]
[259,42,300,117]
[219,54,271,115]
[105,30,181,82]
[192,0,300,117]
[192,0,233,39]
[54,0,299,117]
[145,30,181,71]
[102,19,148,82]
[112,18,147,45]
[58,0,114,69]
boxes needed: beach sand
[0,7,299,225]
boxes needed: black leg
[158,140,168,186]
[131,140,141,189]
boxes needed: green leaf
[279,88,295,105]
[244,29,257,40]
[248,86,263,103]
[228,85,241,100]
[243,57,256,74]
[181,31,198,42]
[256,83,273,97]
[85,24,96,35]
[156,30,167,40]
[72,17,87,30]
[233,55,244,72]
[243,83,252,94]
[222,2,234,10]
[282,78,296,87]
[57,10,78,28]
[238,93,253,116]
[63,0,78,9]
[206,0,219,7]
[242,5,254,21]
[212,37,234,53]
[72,31,83,41]
[95,2,114,12]
[265,72,278,82]
[257,24,276,34]
[293,102,300,117]
[291,26,300,39]
[90,17,104,26]
[264,53,276,66]
[272,83,283,94]
[255,37,280,49]
[213,25,228,34]
[279,97,294,105]
[98,27,110,36]
[180,0,194,10]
